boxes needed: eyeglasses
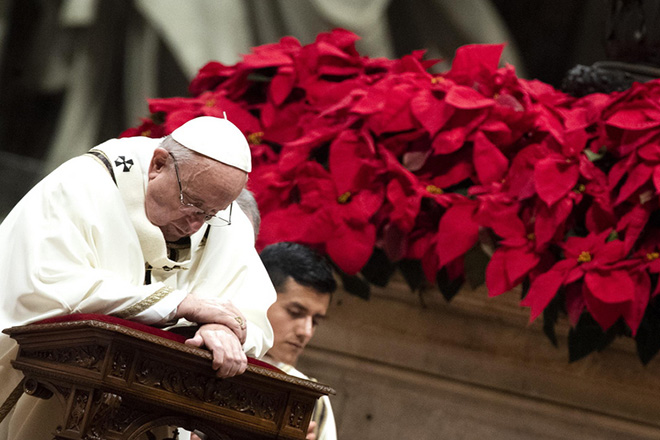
[169,152,232,227]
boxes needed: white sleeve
[180,205,276,358]
[316,395,338,440]
[0,156,185,327]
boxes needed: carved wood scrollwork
[6,320,334,439]
[67,389,89,432]
[107,405,149,434]
[22,345,106,371]
[288,401,312,430]
[110,349,133,380]
[84,391,123,440]
[134,358,283,421]
[24,377,54,399]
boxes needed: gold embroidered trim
[85,149,117,185]
[0,378,25,424]
[86,148,111,167]
[113,286,175,319]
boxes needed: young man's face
[266,277,331,366]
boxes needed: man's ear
[148,147,170,179]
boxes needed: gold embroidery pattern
[114,286,175,319]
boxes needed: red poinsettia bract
[121,28,660,348]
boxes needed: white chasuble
[0,135,275,439]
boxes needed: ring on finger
[234,315,246,330]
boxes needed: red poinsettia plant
[122,29,660,363]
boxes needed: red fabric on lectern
[33,313,279,371]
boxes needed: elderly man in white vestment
[0,116,276,439]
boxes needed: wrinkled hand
[306,421,317,440]
[185,323,248,377]
[176,295,247,344]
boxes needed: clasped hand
[175,295,248,377]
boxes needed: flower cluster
[123,29,660,361]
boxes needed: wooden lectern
[3,315,334,439]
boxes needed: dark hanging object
[560,64,635,96]
[562,0,660,97]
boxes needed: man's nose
[296,317,314,341]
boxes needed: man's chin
[283,349,303,366]
[267,348,300,367]
[161,226,188,242]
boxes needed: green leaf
[463,245,489,289]
[451,187,470,197]
[606,229,619,242]
[568,314,616,362]
[635,298,660,365]
[151,112,166,125]
[337,270,371,300]
[519,278,531,301]
[542,295,561,347]
[398,259,426,292]
[361,248,396,287]
[583,147,606,162]
[246,73,274,82]
[436,267,464,302]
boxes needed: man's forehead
[277,280,331,313]
[184,159,246,206]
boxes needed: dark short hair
[260,242,337,295]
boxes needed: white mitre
[171,116,252,172]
